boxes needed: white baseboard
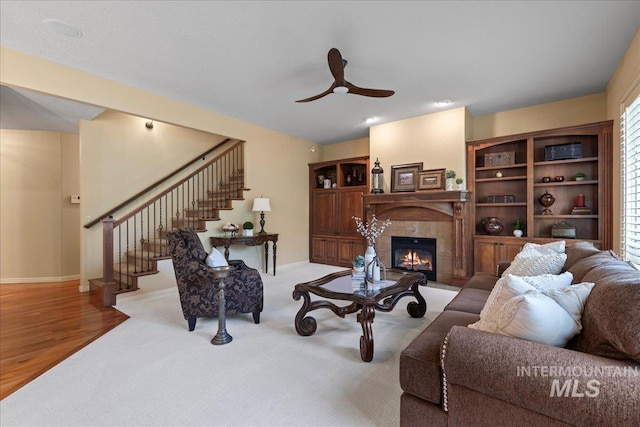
[0,274,80,284]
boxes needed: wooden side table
[210,233,279,275]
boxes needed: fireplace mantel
[362,191,472,285]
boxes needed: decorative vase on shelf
[482,217,504,235]
[539,190,555,215]
[513,230,523,238]
[364,246,376,277]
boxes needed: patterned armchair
[167,229,263,331]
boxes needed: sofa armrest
[443,326,640,426]
[496,261,511,277]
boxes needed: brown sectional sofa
[400,242,640,426]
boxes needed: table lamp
[252,197,271,234]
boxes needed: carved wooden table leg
[407,281,427,318]
[292,289,317,336]
[357,305,375,362]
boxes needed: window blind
[621,95,640,268]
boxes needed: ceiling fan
[295,48,395,103]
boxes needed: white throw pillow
[502,252,567,276]
[520,240,566,255]
[469,273,573,333]
[494,282,595,347]
[205,247,228,267]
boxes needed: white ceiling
[1,1,638,144]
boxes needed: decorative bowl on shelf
[482,217,504,235]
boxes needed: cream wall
[471,93,607,141]
[606,29,640,253]
[0,130,79,282]
[1,47,321,291]
[320,137,369,162]
[370,107,468,191]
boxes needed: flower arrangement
[352,215,392,247]
[445,170,456,179]
[222,223,239,232]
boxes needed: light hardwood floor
[0,281,129,400]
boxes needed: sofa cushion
[400,310,480,405]
[463,272,499,291]
[444,288,491,314]
[568,262,640,362]
[567,250,619,283]
[563,241,600,271]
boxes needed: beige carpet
[0,263,457,427]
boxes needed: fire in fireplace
[391,236,436,281]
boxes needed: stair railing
[101,139,246,291]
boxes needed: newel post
[102,216,115,285]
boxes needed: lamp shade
[252,198,271,212]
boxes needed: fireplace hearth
[391,236,436,281]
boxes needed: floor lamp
[252,197,271,234]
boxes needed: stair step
[124,251,170,269]
[206,189,245,199]
[197,199,229,209]
[171,218,209,230]
[113,262,160,277]
[183,207,223,218]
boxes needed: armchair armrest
[443,326,640,426]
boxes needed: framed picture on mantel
[417,168,445,191]
[391,162,423,192]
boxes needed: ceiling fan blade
[345,81,395,98]
[328,48,345,83]
[295,84,336,103]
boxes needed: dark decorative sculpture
[167,229,263,334]
[539,190,556,215]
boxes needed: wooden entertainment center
[467,120,613,274]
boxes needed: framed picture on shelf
[391,162,423,192]
[417,168,445,191]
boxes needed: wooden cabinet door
[502,241,525,263]
[337,238,366,265]
[474,238,527,275]
[311,236,337,263]
[312,191,337,235]
[474,239,500,275]
[337,189,364,235]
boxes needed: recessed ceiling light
[436,99,453,106]
[43,19,82,37]
[365,117,377,124]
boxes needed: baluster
[118,225,122,291]
[126,220,130,288]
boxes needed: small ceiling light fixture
[145,120,154,129]
[43,19,82,37]
[310,146,316,153]
[436,98,453,106]
[365,117,377,125]
[332,86,349,94]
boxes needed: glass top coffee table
[292,270,427,362]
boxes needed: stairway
[89,140,248,308]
